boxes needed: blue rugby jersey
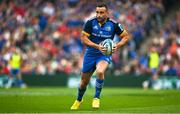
[82,17,124,55]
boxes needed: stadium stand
[0,0,179,77]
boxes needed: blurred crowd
[122,9,180,77]
[0,0,179,76]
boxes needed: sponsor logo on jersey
[93,25,98,30]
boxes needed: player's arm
[113,24,130,53]
[81,32,106,53]
[8,55,12,67]
[81,32,98,49]
[19,53,23,64]
[116,29,130,48]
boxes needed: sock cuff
[78,86,87,91]
[96,79,104,83]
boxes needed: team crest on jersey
[105,26,111,31]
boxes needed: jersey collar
[97,17,109,27]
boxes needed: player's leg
[71,72,93,110]
[77,72,93,101]
[95,60,108,97]
[5,69,15,89]
[76,54,96,102]
[71,54,96,110]
[92,60,109,108]
[16,70,26,88]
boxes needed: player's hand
[112,43,118,53]
[99,45,107,54]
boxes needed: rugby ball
[100,39,115,56]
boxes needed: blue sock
[77,87,86,101]
[94,79,104,99]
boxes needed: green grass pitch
[0,87,180,113]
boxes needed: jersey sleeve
[82,20,92,37]
[115,23,124,35]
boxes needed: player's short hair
[96,3,108,11]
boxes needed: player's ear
[106,10,109,14]
[106,9,109,15]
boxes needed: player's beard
[97,16,106,24]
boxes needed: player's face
[96,7,108,23]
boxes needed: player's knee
[81,79,89,87]
[96,70,104,77]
